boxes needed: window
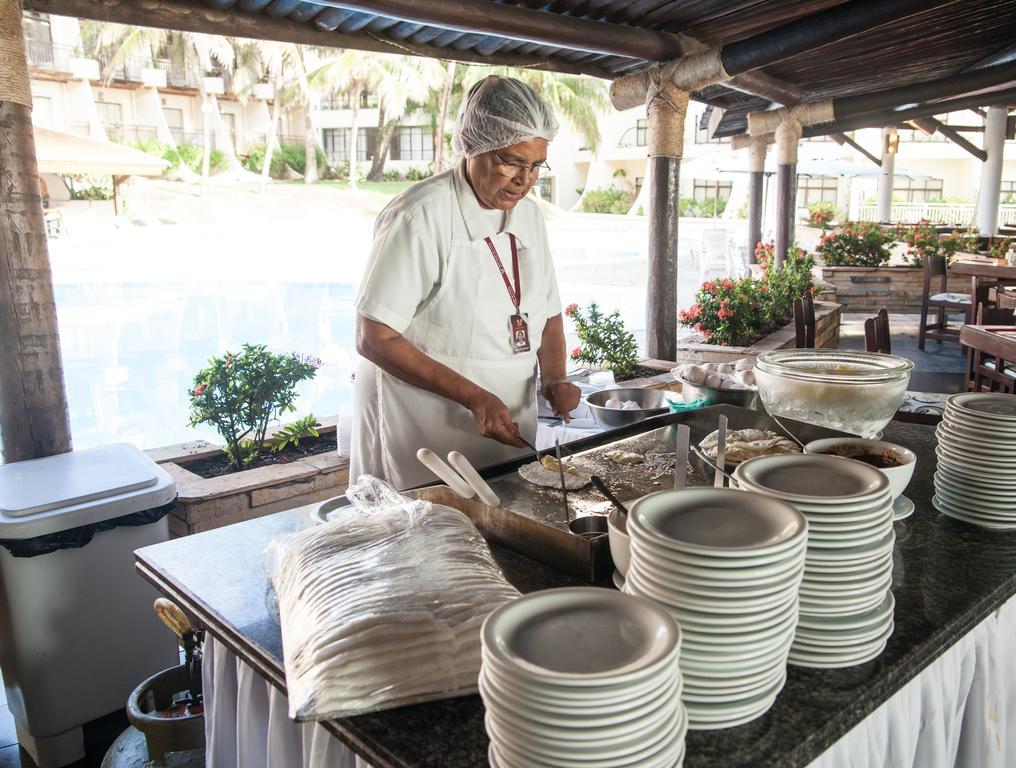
[31,95,53,127]
[535,176,554,202]
[894,177,944,203]
[23,12,54,67]
[321,128,377,163]
[164,107,184,144]
[617,119,648,148]
[692,180,732,203]
[319,90,378,110]
[392,126,433,162]
[1000,180,1016,204]
[797,176,839,208]
[96,101,124,131]
[635,177,644,196]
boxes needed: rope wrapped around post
[0,0,32,107]
[747,101,835,164]
[647,81,689,158]
[610,48,728,112]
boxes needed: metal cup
[568,515,608,540]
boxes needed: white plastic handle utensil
[674,424,690,489]
[714,415,728,488]
[448,451,500,508]
[416,449,474,499]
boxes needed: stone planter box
[667,301,841,367]
[145,417,349,537]
[818,266,967,313]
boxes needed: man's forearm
[537,313,568,390]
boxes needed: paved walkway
[839,312,967,394]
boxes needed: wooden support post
[0,0,72,462]
[976,105,1007,236]
[774,164,795,269]
[877,127,896,223]
[746,138,767,263]
[645,83,687,362]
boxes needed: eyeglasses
[491,151,551,179]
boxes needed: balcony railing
[105,124,159,144]
[856,202,1016,227]
[25,40,76,70]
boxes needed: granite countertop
[135,418,1016,768]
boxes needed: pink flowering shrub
[680,243,815,347]
[188,343,321,470]
[815,222,895,267]
[565,301,639,376]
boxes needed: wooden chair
[965,302,1016,394]
[793,293,816,349]
[864,307,891,354]
[917,254,971,350]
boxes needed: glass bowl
[754,350,914,437]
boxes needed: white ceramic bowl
[608,507,630,577]
[803,437,916,501]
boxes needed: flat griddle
[410,405,853,582]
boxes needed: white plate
[934,470,1016,499]
[798,591,889,617]
[632,541,806,579]
[734,454,889,503]
[630,565,803,604]
[628,565,801,612]
[934,459,1016,489]
[799,572,892,602]
[628,489,808,557]
[681,665,785,703]
[626,570,798,618]
[684,672,786,728]
[893,495,915,520]
[803,548,893,574]
[799,503,893,528]
[788,492,895,517]
[612,570,625,591]
[933,497,1016,529]
[942,409,1016,435]
[797,591,894,628]
[482,588,680,687]
[633,555,805,594]
[788,624,893,668]
[804,530,895,564]
[488,715,687,768]
[935,440,1016,467]
[805,520,894,550]
[480,671,680,734]
[936,424,1016,455]
[934,479,1016,513]
[794,615,893,645]
[947,393,1016,421]
[800,562,892,592]
[481,656,678,710]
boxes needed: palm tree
[432,61,456,174]
[456,66,609,152]
[92,24,235,194]
[307,49,384,190]
[365,55,445,181]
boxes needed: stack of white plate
[622,488,807,729]
[733,454,895,668]
[480,588,686,768]
[934,392,1016,529]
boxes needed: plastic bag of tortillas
[263,474,520,720]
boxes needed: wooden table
[960,324,1016,392]
[950,261,1016,315]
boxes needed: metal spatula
[714,415,728,488]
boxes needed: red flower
[315,357,323,367]
[570,346,583,360]
[193,383,206,397]
[564,303,580,318]
[722,279,735,290]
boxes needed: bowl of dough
[673,358,760,410]
[585,387,670,428]
[754,349,913,437]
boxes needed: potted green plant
[565,302,639,377]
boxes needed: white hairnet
[453,76,559,158]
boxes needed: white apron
[350,165,559,490]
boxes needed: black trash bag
[0,498,176,558]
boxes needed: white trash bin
[0,443,178,768]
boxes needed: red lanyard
[484,234,521,313]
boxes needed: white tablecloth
[203,592,1016,768]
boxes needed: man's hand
[466,388,526,447]
[542,380,581,422]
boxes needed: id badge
[509,313,531,354]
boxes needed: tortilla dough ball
[735,358,754,371]
[717,363,734,374]
[705,372,724,388]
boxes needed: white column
[976,105,1007,236]
[877,127,896,223]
